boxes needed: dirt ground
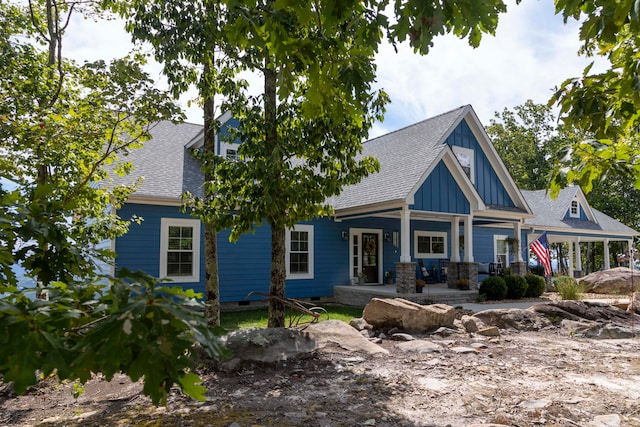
[2,301,640,427]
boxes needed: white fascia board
[127,195,184,207]
[184,110,233,152]
[574,187,598,223]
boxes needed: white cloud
[60,1,608,135]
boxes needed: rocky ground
[2,298,640,427]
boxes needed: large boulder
[304,320,389,355]
[362,298,455,333]
[579,267,640,294]
[220,320,389,369]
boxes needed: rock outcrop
[473,300,640,339]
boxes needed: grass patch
[553,276,584,300]
[220,304,364,331]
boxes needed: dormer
[563,187,596,222]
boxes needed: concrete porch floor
[333,282,479,306]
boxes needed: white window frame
[286,224,314,280]
[570,199,579,218]
[226,148,240,161]
[414,231,447,259]
[160,218,201,283]
[494,234,509,264]
[349,228,384,283]
[452,145,475,184]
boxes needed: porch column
[400,206,411,263]
[463,214,474,262]
[510,221,526,276]
[604,239,611,270]
[575,239,583,277]
[451,216,460,262]
[568,240,574,278]
[514,221,523,262]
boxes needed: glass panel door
[362,233,379,283]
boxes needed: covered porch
[336,203,531,293]
[532,233,635,278]
[333,281,479,306]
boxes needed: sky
[64,0,605,139]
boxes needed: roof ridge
[364,105,469,145]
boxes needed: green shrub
[530,265,546,277]
[553,276,583,300]
[504,275,528,299]
[524,273,546,298]
[479,276,507,301]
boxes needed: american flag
[530,232,551,276]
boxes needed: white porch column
[575,239,582,272]
[514,221,523,262]
[451,216,460,262]
[604,239,611,270]
[464,214,474,262]
[400,206,411,263]
[568,240,574,278]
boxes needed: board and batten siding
[444,120,515,208]
[563,205,589,221]
[411,161,470,214]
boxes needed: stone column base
[395,262,416,294]
[509,261,527,276]
[447,262,479,289]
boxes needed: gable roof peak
[364,105,469,146]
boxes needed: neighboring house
[522,187,638,276]
[113,105,637,301]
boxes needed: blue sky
[65,0,604,139]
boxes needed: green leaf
[178,372,207,402]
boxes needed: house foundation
[395,262,416,294]
[447,262,479,289]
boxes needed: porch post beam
[604,239,610,270]
[514,221,523,262]
[400,206,411,263]
[451,216,460,262]
[568,240,574,278]
[464,214,474,262]
[575,239,582,272]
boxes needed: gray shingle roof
[331,105,467,210]
[522,188,638,236]
[113,121,203,200]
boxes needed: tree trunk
[269,223,286,328]
[202,31,220,325]
[263,52,286,328]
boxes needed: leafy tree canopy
[0,0,226,404]
[551,0,640,195]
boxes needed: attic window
[570,200,579,218]
[452,146,475,184]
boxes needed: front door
[362,233,379,283]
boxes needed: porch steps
[333,283,479,307]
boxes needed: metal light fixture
[341,230,348,241]
[384,232,391,242]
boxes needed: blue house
[113,106,637,302]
